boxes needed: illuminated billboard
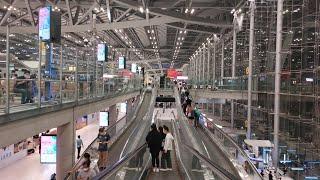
[119,57,126,69]
[131,63,137,73]
[97,44,108,62]
[99,111,109,127]
[40,135,57,164]
[39,7,51,41]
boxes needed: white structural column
[202,46,206,84]
[207,43,211,85]
[197,51,200,84]
[220,40,224,120]
[221,40,224,83]
[212,39,216,115]
[230,13,238,128]
[247,1,256,139]
[212,39,216,87]
[273,0,284,170]
[57,121,75,180]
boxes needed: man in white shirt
[162,125,174,171]
[76,135,84,159]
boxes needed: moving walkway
[64,89,155,180]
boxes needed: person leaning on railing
[13,73,30,104]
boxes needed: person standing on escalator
[162,125,174,171]
[146,123,162,173]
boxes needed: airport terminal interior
[0,0,318,179]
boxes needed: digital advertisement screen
[119,57,126,69]
[97,44,107,62]
[39,7,51,41]
[120,103,127,113]
[99,111,109,127]
[131,63,137,73]
[40,135,57,164]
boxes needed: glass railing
[0,76,142,117]
[64,90,146,180]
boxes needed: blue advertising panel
[99,111,109,127]
[119,57,126,69]
[97,44,108,62]
[40,135,57,164]
[39,7,51,41]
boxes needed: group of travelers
[181,89,201,128]
[67,127,111,180]
[146,123,174,172]
[14,70,38,104]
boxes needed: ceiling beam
[65,0,73,25]
[0,16,179,34]
[24,0,35,26]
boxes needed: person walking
[76,135,84,159]
[146,123,162,172]
[162,125,174,170]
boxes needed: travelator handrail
[201,115,263,179]
[174,87,243,179]
[171,118,240,180]
[64,90,146,180]
[93,143,148,180]
[184,88,263,179]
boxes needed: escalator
[64,90,154,180]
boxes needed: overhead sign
[131,63,137,73]
[119,57,126,69]
[40,135,57,164]
[167,68,177,79]
[97,44,108,62]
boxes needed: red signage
[167,69,177,79]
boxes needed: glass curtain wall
[202,0,320,178]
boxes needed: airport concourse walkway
[0,112,126,180]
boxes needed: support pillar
[126,98,133,116]
[207,43,211,85]
[212,38,216,87]
[109,104,117,126]
[221,40,224,86]
[247,1,256,139]
[220,104,223,121]
[231,15,237,129]
[202,46,205,85]
[57,121,75,180]
[231,100,234,128]
[273,0,284,170]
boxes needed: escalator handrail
[183,143,241,180]
[185,88,263,179]
[64,90,146,180]
[201,115,263,179]
[93,143,148,180]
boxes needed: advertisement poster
[40,135,57,164]
[97,44,107,61]
[39,7,51,41]
[120,103,127,113]
[131,63,137,73]
[119,57,125,69]
[99,111,109,127]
